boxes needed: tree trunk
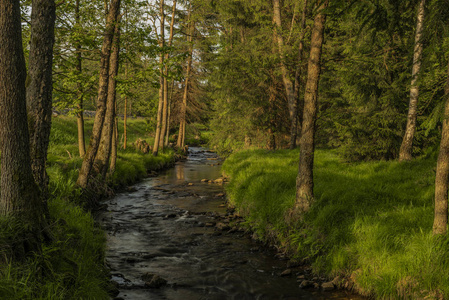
[273,0,296,146]
[26,0,56,198]
[152,0,165,156]
[109,114,118,175]
[433,60,449,235]
[290,0,308,149]
[76,0,120,189]
[124,95,128,149]
[399,0,426,161]
[160,0,177,149]
[75,0,86,157]
[0,0,45,254]
[165,80,175,147]
[177,8,193,148]
[95,20,120,179]
[295,0,328,214]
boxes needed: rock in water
[141,273,167,288]
[321,281,335,291]
[280,269,292,277]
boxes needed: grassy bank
[0,116,175,299]
[222,149,448,299]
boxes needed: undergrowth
[0,116,176,299]
[223,148,448,299]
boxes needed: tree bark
[75,0,86,157]
[95,19,120,179]
[0,0,44,253]
[153,0,165,156]
[433,60,449,235]
[290,0,308,149]
[26,0,56,198]
[272,0,297,149]
[295,0,328,214]
[109,114,118,175]
[76,0,120,189]
[399,0,426,161]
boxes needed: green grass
[0,116,175,299]
[223,148,448,299]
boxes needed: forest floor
[0,116,177,299]
[222,148,448,299]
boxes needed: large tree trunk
[94,20,120,179]
[295,0,328,214]
[433,60,449,235]
[399,0,426,161]
[75,0,86,157]
[76,0,120,189]
[290,0,308,149]
[26,0,56,198]
[152,0,165,156]
[272,0,296,148]
[0,0,45,255]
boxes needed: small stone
[297,275,306,281]
[218,204,226,208]
[188,183,194,186]
[201,179,208,182]
[215,193,225,197]
[299,280,313,289]
[321,282,335,291]
[216,222,231,231]
[332,275,342,286]
[313,283,320,289]
[280,269,292,277]
[214,178,224,184]
[205,222,216,227]
[141,273,167,288]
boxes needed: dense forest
[2,0,449,298]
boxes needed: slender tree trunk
[165,80,175,147]
[399,0,426,161]
[75,0,86,157]
[124,94,128,149]
[290,0,308,149]
[295,0,328,214]
[160,0,177,149]
[272,0,296,148]
[26,0,56,198]
[433,60,449,235]
[76,0,120,189]
[177,8,193,148]
[0,0,45,254]
[95,20,120,179]
[109,114,118,174]
[153,0,165,156]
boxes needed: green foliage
[223,149,449,298]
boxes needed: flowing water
[101,147,362,300]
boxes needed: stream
[101,147,362,300]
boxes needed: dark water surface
[101,147,362,300]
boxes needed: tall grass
[223,149,448,299]
[0,116,175,299]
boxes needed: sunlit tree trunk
[433,60,449,235]
[153,0,165,156]
[177,6,193,148]
[75,0,86,157]
[0,0,45,255]
[77,0,120,189]
[26,0,56,199]
[399,0,426,161]
[295,0,328,214]
[291,0,308,149]
[95,20,120,179]
[165,80,175,147]
[109,114,118,175]
[160,0,177,149]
